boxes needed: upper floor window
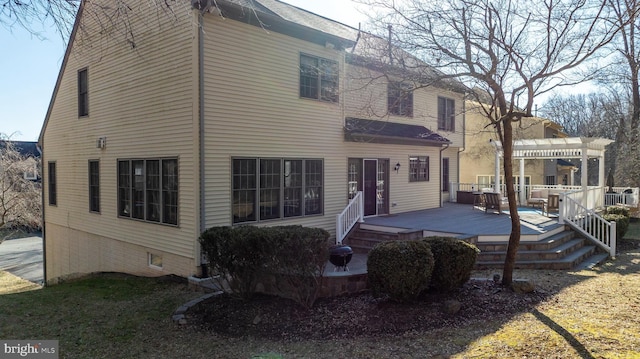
[409,156,429,182]
[78,68,88,117]
[299,54,338,102]
[388,82,413,117]
[232,158,323,223]
[118,158,178,225]
[438,97,455,132]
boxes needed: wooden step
[476,245,596,270]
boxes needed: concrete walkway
[0,236,44,285]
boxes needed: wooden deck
[361,202,564,242]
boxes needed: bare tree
[359,0,621,285]
[542,92,626,184]
[0,134,42,242]
[603,0,640,187]
[0,0,78,37]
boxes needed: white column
[495,150,501,193]
[520,158,526,205]
[581,149,588,207]
[570,168,576,186]
[598,153,605,187]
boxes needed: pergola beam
[492,137,614,206]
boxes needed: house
[0,140,40,181]
[459,100,570,190]
[39,0,465,283]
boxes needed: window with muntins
[78,68,88,117]
[118,158,178,225]
[409,156,429,182]
[438,97,455,131]
[388,82,413,116]
[89,160,100,213]
[48,162,57,205]
[299,54,338,102]
[232,158,323,223]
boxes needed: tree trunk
[501,118,521,285]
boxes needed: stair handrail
[336,191,364,244]
[561,192,616,257]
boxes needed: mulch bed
[186,278,549,341]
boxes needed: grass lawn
[1,238,640,358]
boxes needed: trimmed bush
[199,225,330,307]
[424,236,480,292]
[606,205,630,217]
[367,240,434,303]
[603,213,630,241]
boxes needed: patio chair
[543,193,559,216]
[484,192,506,214]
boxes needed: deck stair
[344,225,607,270]
[475,229,603,270]
[345,226,423,254]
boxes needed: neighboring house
[459,100,569,189]
[0,141,40,181]
[39,0,465,283]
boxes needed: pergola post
[581,145,588,207]
[519,158,526,205]
[494,150,501,193]
[570,168,576,186]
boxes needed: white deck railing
[336,191,364,244]
[561,191,616,257]
[605,187,639,206]
[449,183,639,207]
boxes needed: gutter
[439,143,450,207]
[457,93,467,188]
[36,143,46,285]
[197,11,207,274]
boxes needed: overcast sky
[0,0,367,141]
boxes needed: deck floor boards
[362,202,562,237]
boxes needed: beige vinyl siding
[343,144,443,212]
[343,64,465,147]
[201,16,347,234]
[42,0,199,276]
[460,101,548,185]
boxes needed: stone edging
[172,290,223,325]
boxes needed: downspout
[457,93,467,199]
[36,143,46,285]
[198,11,207,274]
[439,143,450,207]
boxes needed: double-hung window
[299,54,338,102]
[388,82,413,116]
[232,158,323,223]
[118,158,178,225]
[89,160,100,212]
[78,68,88,117]
[409,156,429,182]
[438,97,455,132]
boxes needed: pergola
[490,137,614,204]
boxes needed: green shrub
[606,205,630,217]
[199,225,330,307]
[199,226,268,300]
[367,240,434,302]
[603,213,630,241]
[265,226,330,309]
[424,236,480,292]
